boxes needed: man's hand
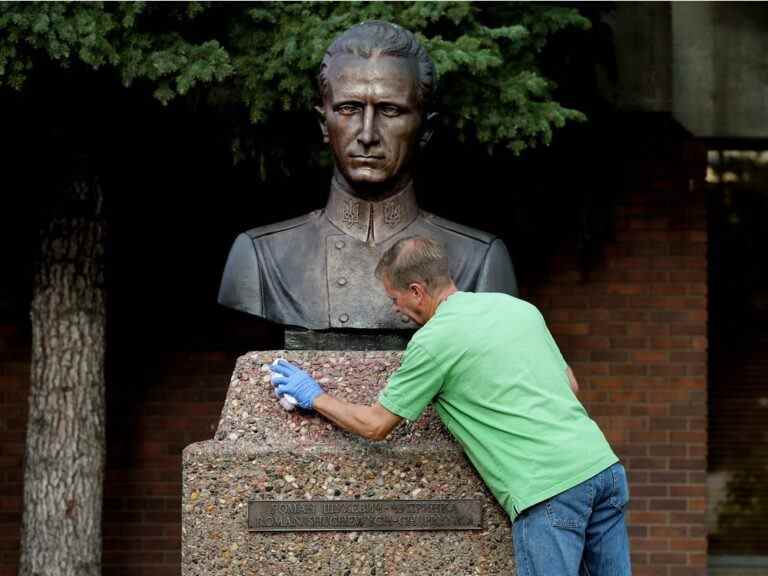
[270,359,325,410]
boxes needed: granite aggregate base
[182,351,515,575]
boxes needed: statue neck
[330,170,412,202]
[325,178,420,245]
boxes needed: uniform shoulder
[243,210,322,240]
[420,211,497,245]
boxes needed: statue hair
[318,20,437,109]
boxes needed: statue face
[318,54,424,193]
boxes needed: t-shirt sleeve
[542,321,568,371]
[378,341,444,421]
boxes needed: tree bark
[19,178,106,576]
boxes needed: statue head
[316,21,438,198]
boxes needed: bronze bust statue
[218,21,518,331]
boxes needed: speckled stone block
[182,351,515,575]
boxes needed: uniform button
[337,277,348,286]
[339,313,349,323]
[401,315,411,323]
[335,240,345,249]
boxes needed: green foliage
[0,1,590,154]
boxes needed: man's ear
[409,282,427,301]
[315,105,329,144]
[419,112,438,150]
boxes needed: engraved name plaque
[248,499,483,532]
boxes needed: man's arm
[313,395,402,441]
[270,359,403,440]
[566,365,579,394]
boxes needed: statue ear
[420,112,438,149]
[315,105,329,144]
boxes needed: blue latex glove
[269,359,324,410]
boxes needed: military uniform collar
[325,180,419,245]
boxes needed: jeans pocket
[609,463,630,511]
[544,483,591,530]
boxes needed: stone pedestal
[182,351,514,575]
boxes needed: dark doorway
[707,148,768,575]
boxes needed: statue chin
[339,173,413,202]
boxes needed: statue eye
[336,104,360,115]
[380,106,401,117]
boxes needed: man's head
[316,21,438,196]
[375,236,455,325]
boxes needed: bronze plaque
[248,499,483,532]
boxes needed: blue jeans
[512,462,632,576]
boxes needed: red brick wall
[0,326,28,576]
[525,180,708,576]
[0,342,235,576]
[100,352,235,576]
[0,170,708,576]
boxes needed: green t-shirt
[378,292,617,522]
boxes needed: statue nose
[357,109,380,146]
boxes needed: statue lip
[351,154,385,159]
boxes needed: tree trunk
[19,178,106,576]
